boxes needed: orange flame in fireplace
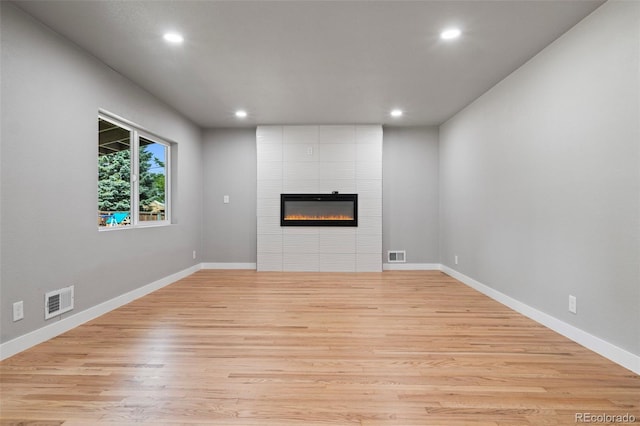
[284,215,354,221]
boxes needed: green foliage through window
[98,149,131,212]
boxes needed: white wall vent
[45,285,74,320]
[387,250,406,263]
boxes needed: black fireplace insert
[281,193,358,226]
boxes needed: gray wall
[383,126,439,264]
[1,4,203,343]
[202,128,257,263]
[439,1,639,355]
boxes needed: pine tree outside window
[98,114,171,229]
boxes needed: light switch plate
[569,295,577,314]
[13,301,24,321]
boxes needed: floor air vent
[388,250,406,263]
[45,286,74,319]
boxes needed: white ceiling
[14,0,604,128]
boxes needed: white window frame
[98,111,172,230]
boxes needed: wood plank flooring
[1,270,638,425]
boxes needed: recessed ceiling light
[235,110,248,118]
[440,28,461,40]
[390,109,403,118]
[163,32,184,44]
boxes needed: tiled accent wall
[257,125,382,272]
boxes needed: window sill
[98,222,172,232]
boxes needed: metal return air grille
[388,250,406,263]
[45,286,74,319]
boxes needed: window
[98,114,171,229]
[138,137,168,223]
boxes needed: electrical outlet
[192,250,197,260]
[569,295,577,314]
[223,195,229,204]
[13,301,24,322]
[454,255,459,265]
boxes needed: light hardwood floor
[1,270,638,425]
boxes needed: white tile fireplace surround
[257,125,382,272]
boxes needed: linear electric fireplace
[281,193,358,226]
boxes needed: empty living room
[1,0,638,425]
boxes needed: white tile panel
[356,253,382,272]
[257,216,282,235]
[257,179,282,200]
[283,227,320,236]
[283,126,318,144]
[359,205,382,218]
[283,179,319,194]
[284,253,319,271]
[257,253,283,271]
[257,161,282,180]
[356,143,382,163]
[357,216,382,235]
[257,197,280,217]
[356,234,382,253]
[358,196,382,213]
[257,143,282,162]
[319,232,356,254]
[358,190,383,204]
[356,179,382,191]
[356,125,383,145]
[319,126,356,145]
[356,180,382,200]
[356,162,382,180]
[257,126,283,145]
[283,143,318,162]
[318,143,356,162]
[284,234,319,254]
[284,161,319,181]
[317,180,356,193]
[257,234,283,253]
[319,253,356,272]
[319,227,357,236]
[319,162,356,181]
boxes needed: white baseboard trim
[0,264,201,361]
[383,263,442,271]
[201,262,257,270]
[441,265,640,375]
